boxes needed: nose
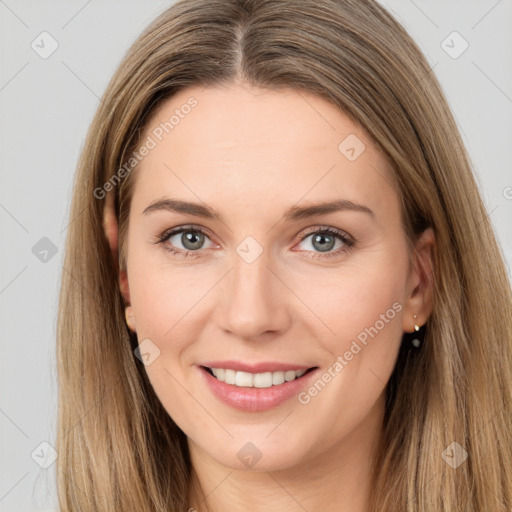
[216,249,291,340]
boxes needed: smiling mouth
[201,366,317,388]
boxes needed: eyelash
[154,224,356,260]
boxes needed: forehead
[142,83,374,158]
[132,83,397,223]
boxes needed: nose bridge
[232,244,270,294]
[218,239,288,338]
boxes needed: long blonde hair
[56,0,512,510]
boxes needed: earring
[411,314,421,348]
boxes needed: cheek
[303,260,406,348]
[126,255,201,415]
[128,268,198,350]
[295,247,409,414]
[289,259,407,444]
[126,234,200,337]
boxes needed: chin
[190,428,314,472]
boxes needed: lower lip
[198,365,319,412]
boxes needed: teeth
[210,368,308,388]
[235,371,253,387]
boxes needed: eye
[294,226,355,259]
[155,225,355,259]
[156,225,215,258]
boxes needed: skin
[110,81,435,512]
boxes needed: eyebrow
[142,198,375,221]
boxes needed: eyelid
[294,224,354,244]
[157,223,209,237]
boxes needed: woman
[56,0,512,510]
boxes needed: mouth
[198,363,321,412]
[201,365,318,388]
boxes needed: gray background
[0,1,511,510]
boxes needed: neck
[187,391,385,512]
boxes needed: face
[119,82,432,472]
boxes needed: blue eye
[155,225,355,259]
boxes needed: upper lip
[198,360,316,373]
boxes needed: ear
[124,304,137,332]
[402,227,436,333]
[102,190,131,305]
